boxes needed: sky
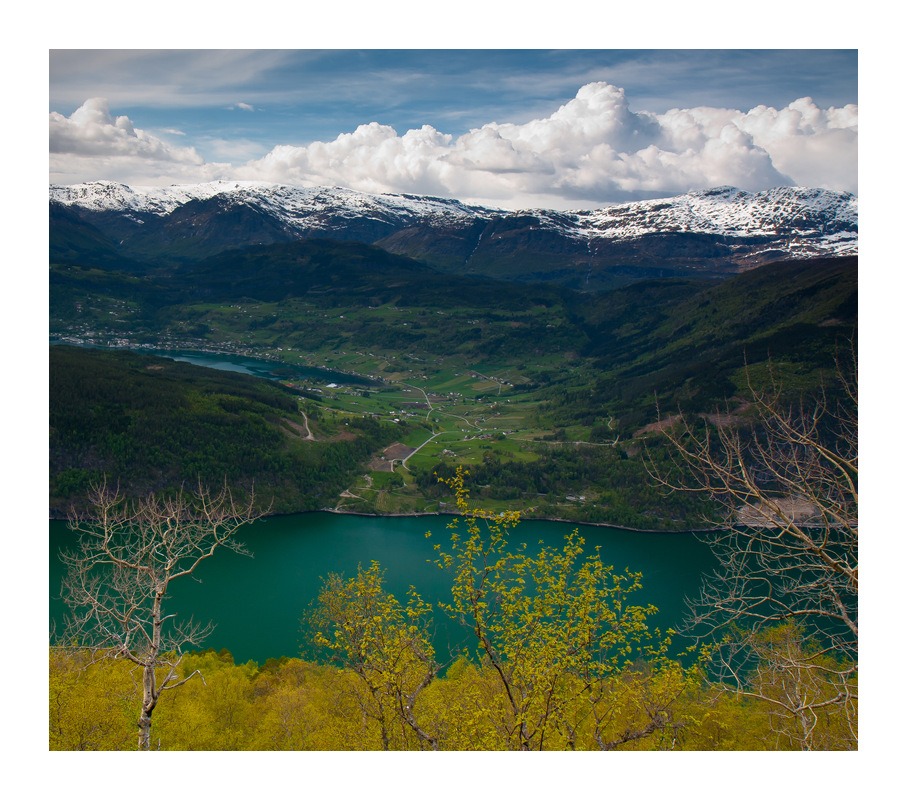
[49,49,858,210]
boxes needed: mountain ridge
[49,181,857,290]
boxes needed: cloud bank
[49,84,857,208]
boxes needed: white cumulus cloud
[236,82,856,207]
[735,98,858,191]
[50,98,202,163]
[50,86,857,207]
[49,98,230,185]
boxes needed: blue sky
[49,50,857,151]
[49,49,858,208]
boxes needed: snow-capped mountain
[49,180,496,227]
[49,181,857,289]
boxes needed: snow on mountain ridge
[48,180,260,214]
[49,180,499,223]
[579,186,858,240]
[49,181,857,253]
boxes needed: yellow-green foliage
[722,623,858,751]
[49,644,854,751]
[425,467,696,750]
[152,651,259,750]
[311,561,439,750]
[49,649,135,750]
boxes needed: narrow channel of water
[49,340,375,387]
[149,348,375,386]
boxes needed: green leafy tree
[427,467,695,750]
[311,562,441,750]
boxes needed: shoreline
[318,507,721,535]
[49,337,381,386]
[49,505,721,535]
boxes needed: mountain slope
[546,256,858,430]
[50,202,149,272]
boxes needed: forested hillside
[50,639,855,751]
[50,238,856,428]
[49,345,401,515]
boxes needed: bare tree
[646,353,857,749]
[57,481,263,751]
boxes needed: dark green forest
[50,240,857,429]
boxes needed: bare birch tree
[57,481,263,751]
[646,353,857,749]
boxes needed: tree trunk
[138,708,152,751]
[138,664,157,751]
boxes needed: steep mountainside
[50,182,857,289]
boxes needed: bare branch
[646,352,857,749]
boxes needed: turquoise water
[49,513,714,665]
